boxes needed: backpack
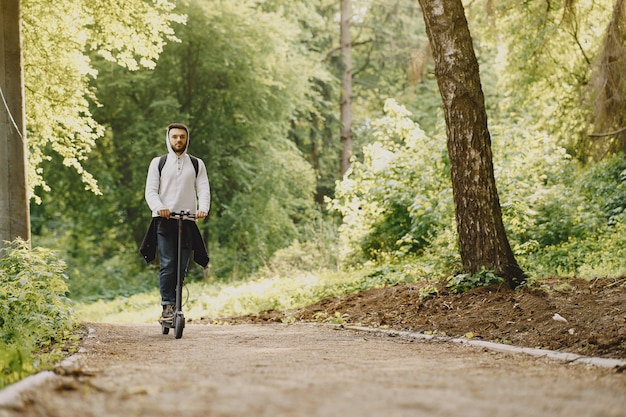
[158,154,199,177]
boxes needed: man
[143,123,210,320]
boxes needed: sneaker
[162,304,175,319]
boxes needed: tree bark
[418,0,524,288]
[587,0,626,158]
[0,0,30,253]
[340,0,353,176]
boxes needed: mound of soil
[208,277,626,359]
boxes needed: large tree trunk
[418,0,524,288]
[586,0,626,158]
[0,0,30,253]
[339,0,353,176]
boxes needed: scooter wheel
[162,324,170,334]
[174,315,184,339]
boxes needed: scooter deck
[160,311,185,339]
[159,317,175,328]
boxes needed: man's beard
[171,142,186,153]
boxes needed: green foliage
[32,0,326,284]
[578,154,626,225]
[522,221,626,279]
[447,269,504,294]
[30,189,156,303]
[74,257,432,324]
[256,216,342,275]
[212,141,318,276]
[22,0,184,198]
[497,151,626,278]
[331,96,626,284]
[20,0,626,316]
[418,285,438,301]
[486,0,614,156]
[488,121,590,249]
[332,99,452,263]
[0,239,76,388]
[347,0,432,119]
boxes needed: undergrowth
[447,269,503,294]
[0,239,78,389]
[74,256,436,323]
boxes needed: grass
[74,262,432,323]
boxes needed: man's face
[169,128,188,155]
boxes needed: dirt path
[2,322,626,417]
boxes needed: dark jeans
[156,218,192,305]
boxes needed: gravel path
[1,322,625,417]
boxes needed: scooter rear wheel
[174,315,184,339]
[161,324,170,335]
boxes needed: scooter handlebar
[169,210,196,221]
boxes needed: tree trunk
[418,0,524,288]
[587,0,626,158]
[339,0,353,176]
[0,0,30,253]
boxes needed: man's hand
[196,210,208,219]
[158,208,171,219]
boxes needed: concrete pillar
[0,0,30,251]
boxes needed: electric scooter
[159,210,195,339]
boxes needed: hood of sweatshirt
[166,123,190,155]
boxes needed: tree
[349,0,433,123]
[485,0,615,161]
[417,0,525,288]
[261,0,435,198]
[340,0,353,175]
[21,0,184,198]
[0,0,30,249]
[587,0,626,157]
[72,0,321,277]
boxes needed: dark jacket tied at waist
[139,218,209,268]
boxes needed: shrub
[0,239,76,388]
[578,154,626,225]
[522,220,626,278]
[447,269,503,294]
[331,99,452,264]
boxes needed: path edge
[0,328,92,410]
[341,324,626,369]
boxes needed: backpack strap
[158,155,167,175]
[158,154,199,177]
[189,155,199,176]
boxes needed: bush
[65,251,156,302]
[510,154,626,278]
[0,239,76,388]
[331,99,452,264]
[521,220,626,278]
[578,154,626,225]
[447,269,503,294]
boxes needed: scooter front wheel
[174,314,185,339]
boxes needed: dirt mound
[207,277,626,359]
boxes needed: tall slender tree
[0,0,30,251]
[417,0,524,288]
[340,0,353,175]
[587,0,626,157]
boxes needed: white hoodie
[144,126,211,217]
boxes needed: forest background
[2,0,626,387]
